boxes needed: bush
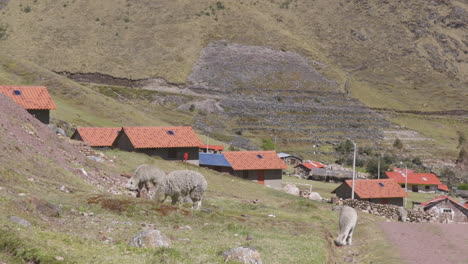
[0,23,8,40]
[189,104,195,112]
[22,6,32,13]
[335,139,354,154]
[457,183,468,190]
[393,137,403,150]
[215,1,225,10]
[261,138,275,150]
[366,157,391,178]
[412,157,423,166]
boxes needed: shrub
[216,1,225,10]
[261,138,275,150]
[393,137,403,150]
[458,183,468,190]
[22,6,32,13]
[412,157,423,166]
[189,104,195,112]
[0,23,8,40]
[335,139,354,154]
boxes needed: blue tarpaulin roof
[199,153,232,167]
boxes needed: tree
[261,139,275,150]
[393,137,403,150]
[335,139,354,154]
[366,156,391,178]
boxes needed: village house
[199,153,233,174]
[221,151,288,189]
[0,85,57,124]
[294,161,324,178]
[199,144,224,154]
[384,171,442,193]
[437,184,449,194]
[113,126,203,165]
[418,195,468,223]
[332,179,408,206]
[71,127,121,148]
[278,153,303,166]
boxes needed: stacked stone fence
[340,199,435,223]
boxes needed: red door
[257,170,265,185]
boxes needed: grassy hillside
[0,93,399,263]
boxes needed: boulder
[31,198,62,217]
[8,216,31,227]
[308,192,322,201]
[129,229,171,248]
[222,247,262,264]
[283,184,300,196]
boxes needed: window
[257,154,263,159]
[442,208,452,213]
[167,130,175,135]
[13,90,21,95]
[168,149,177,159]
[425,186,430,190]
[242,170,249,179]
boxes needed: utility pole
[377,153,381,179]
[348,138,357,200]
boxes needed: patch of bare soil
[380,222,468,264]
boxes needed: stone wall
[341,199,435,223]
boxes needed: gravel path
[380,222,468,264]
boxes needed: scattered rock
[174,225,192,231]
[55,256,64,261]
[246,235,254,241]
[31,198,62,217]
[267,214,276,218]
[222,247,262,264]
[129,229,171,248]
[8,216,31,227]
[308,192,322,201]
[283,184,300,196]
[344,255,354,263]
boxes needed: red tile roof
[437,184,449,192]
[334,179,408,199]
[74,127,121,147]
[299,161,324,170]
[393,167,415,173]
[223,151,288,170]
[419,195,464,208]
[200,144,224,151]
[0,86,57,110]
[121,126,203,149]
[385,172,442,185]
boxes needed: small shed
[418,195,468,223]
[332,179,408,206]
[384,172,442,193]
[294,161,324,178]
[278,153,303,166]
[199,153,232,173]
[200,144,224,154]
[113,126,203,165]
[71,127,121,148]
[0,85,57,124]
[223,151,287,189]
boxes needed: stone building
[332,179,408,206]
[0,85,57,124]
[278,153,303,166]
[113,126,202,165]
[294,161,324,178]
[418,195,468,223]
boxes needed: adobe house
[199,153,233,174]
[278,153,303,166]
[437,184,449,194]
[71,127,121,148]
[199,144,224,154]
[332,179,408,206]
[418,195,468,223]
[113,126,203,165]
[384,171,442,193]
[222,151,287,189]
[0,85,57,124]
[294,161,324,178]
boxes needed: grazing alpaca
[333,206,358,246]
[126,164,166,198]
[155,170,207,210]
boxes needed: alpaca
[333,206,358,246]
[154,170,207,210]
[126,164,166,198]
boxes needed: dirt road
[380,222,468,264]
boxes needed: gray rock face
[283,184,300,196]
[129,229,171,248]
[8,216,31,227]
[222,247,262,264]
[308,192,322,201]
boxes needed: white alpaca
[126,164,166,197]
[333,206,358,246]
[155,170,207,210]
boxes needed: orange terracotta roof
[223,151,288,170]
[200,144,224,151]
[121,126,203,149]
[0,86,57,110]
[437,184,449,192]
[299,161,324,170]
[419,195,464,208]
[74,127,121,147]
[335,179,408,199]
[385,172,442,185]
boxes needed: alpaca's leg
[347,227,354,245]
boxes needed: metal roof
[277,152,291,158]
[199,153,231,167]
